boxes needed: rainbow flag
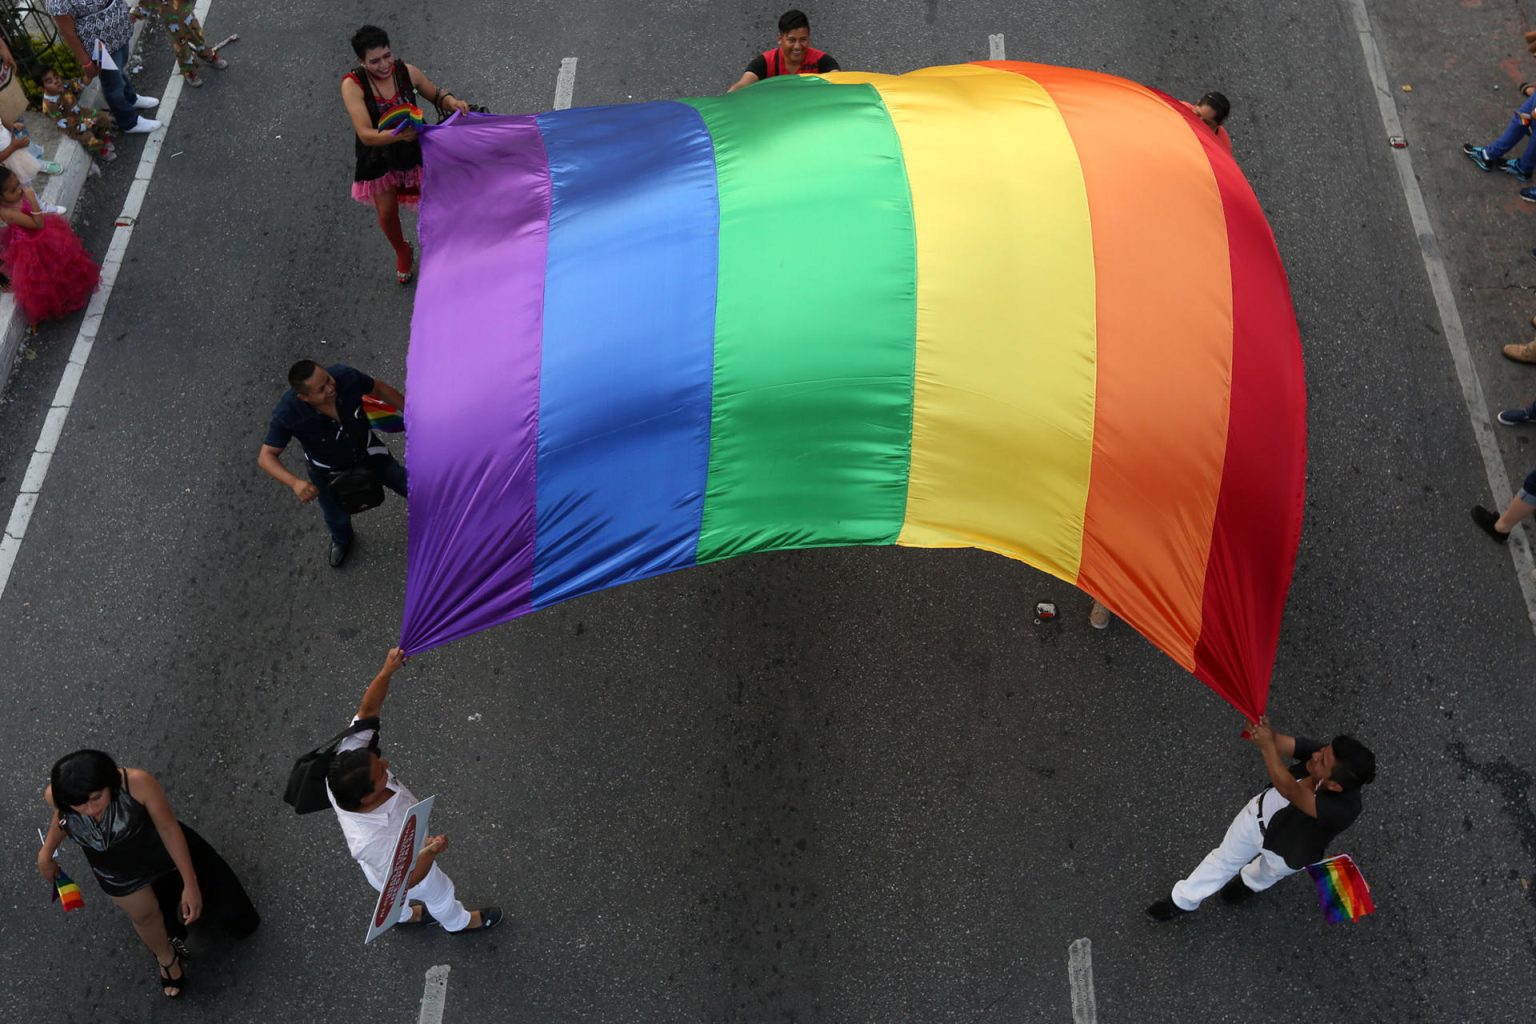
[1306,854,1374,924]
[362,394,404,433]
[400,62,1305,718]
[380,102,425,134]
[53,866,84,912]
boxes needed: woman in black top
[341,24,470,284]
[36,750,258,998]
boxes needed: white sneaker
[132,95,159,111]
[126,117,160,134]
[44,203,66,215]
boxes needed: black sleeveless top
[347,61,423,184]
[61,772,177,897]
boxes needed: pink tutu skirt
[351,167,421,205]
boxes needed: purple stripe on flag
[400,115,551,655]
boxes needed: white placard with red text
[364,795,435,944]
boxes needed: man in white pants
[1148,717,1376,921]
[326,647,502,933]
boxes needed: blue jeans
[98,44,141,131]
[1487,93,1536,176]
[307,453,407,546]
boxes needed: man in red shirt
[728,9,840,93]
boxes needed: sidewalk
[0,19,147,386]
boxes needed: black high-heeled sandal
[156,949,188,998]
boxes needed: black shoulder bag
[326,397,386,515]
[282,716,381,814]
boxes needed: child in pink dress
[0,167,99,324]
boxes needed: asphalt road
[1,1,1534,1022]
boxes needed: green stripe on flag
[682,79,917,563]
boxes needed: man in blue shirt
[258,360,407,567]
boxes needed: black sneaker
[1464,143,1496,170]
[455,906,503,933]
[1471,505,1510,544]
[1219,876,1256,904]
[1146,897,1189,921]
[1497,407,1534,426]
[328,540,351,568]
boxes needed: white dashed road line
[989,33,1006,60]
[1345,0,1536,631]
[1067,937,1097,1023]
[417,964,451,1024]
[0,0,214,603]
[554,57,579,110]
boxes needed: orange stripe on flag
[985,62,1234,670]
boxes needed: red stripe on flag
[1168,95,1307,719]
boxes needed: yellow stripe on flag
[837,66,1098,580]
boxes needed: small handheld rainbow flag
[362,394,404,433]
[1306,854,1374,923]
[379,102,425,135]
[53,866,84,912]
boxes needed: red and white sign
[364,795,435,944]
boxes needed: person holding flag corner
[326,647,502,934]
[1147,717,1376,920]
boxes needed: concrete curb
[0,18,147,389]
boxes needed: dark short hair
[0,166,17,193]
[351,24,391,60]
[51,749,122,808]
[328,748,377,811]
[288,359,321,392]
[779,9,810,34]
[1329,735,1376,790]
[1198,91,1231,126]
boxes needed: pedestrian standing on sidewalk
[342,24,469,284]
[1147,718,1375,921]
[1463,82,1536,195]
[46,0,161,135]
[37,750,260,999]
[1470,473,1536,544]
[257,360,407,568]
[1475,405,1536,540]
[326,648,503,935]
[131,0,229,88]
[41,66,118,164]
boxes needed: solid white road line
[0,10,207,603]
[554,57,578,110]
[1067,938,1097,1024]
[1345,0,1536,631]
[989,33,1006,61]
[417,964,451,1024]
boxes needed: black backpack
[283,716,380,814]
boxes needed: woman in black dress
[36,750,258,998]
[341,24,470,284]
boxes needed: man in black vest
[1147,718,1376,920]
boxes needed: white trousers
[382,863,471,931]
[1171,794,1301,911]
